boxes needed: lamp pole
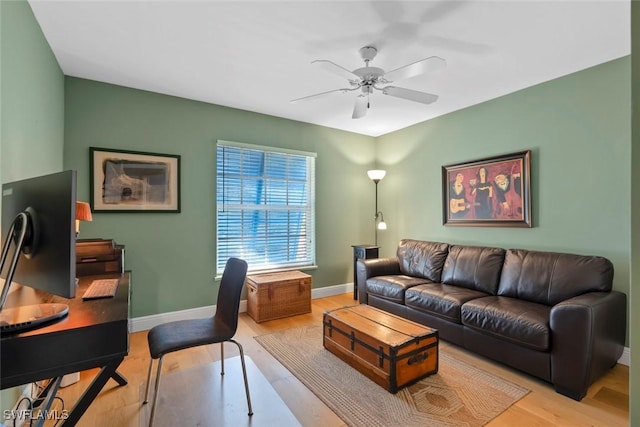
[374,180,380,246]
[367,169,386,247]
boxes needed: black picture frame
[442,150,531,227]
[90,147,181,213]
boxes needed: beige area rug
[255,325,529,427]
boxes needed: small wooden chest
[323,305,438,393]
[247,271,312,323]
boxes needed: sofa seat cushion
[405,283,489,323]
[366,275,430,303]
[461,296,551,351]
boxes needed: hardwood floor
[49,293,628,426]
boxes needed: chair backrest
[214,257,248,333]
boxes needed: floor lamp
[367,170,387,246]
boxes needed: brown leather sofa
[356,239,627,400]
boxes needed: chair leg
[143,358,154,404]
[148,356,164,427]
[220,342,224,375]
[229,339,253,416]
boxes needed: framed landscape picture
[442,150,531,227]
[90,147,181,212]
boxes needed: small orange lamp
[75,201,93,237]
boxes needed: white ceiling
[28,1,630,137]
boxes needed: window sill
[214,265,318,281]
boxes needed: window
[216,140,316,274]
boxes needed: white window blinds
[216,141,316,274]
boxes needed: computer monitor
[0,170,77,333]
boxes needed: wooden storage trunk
[323,305,438,393]
[247,271,312,323]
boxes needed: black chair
[143,257,253,426]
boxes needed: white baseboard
[130,282,353,333]
[130,282,631,367]
[618,346,630,366]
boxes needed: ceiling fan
[291,46,446,119]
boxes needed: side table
[352,244,379,300]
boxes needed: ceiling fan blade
[384,56,446,83]
[291,87,354,103]
[382,86,439,105]
[312,59,359,81]
[352,95,368,119]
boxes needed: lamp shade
[76,201,93,222]
[367,169,386,182]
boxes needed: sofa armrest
[549,291,626,400]
[356,258,401,304]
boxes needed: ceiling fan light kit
[292,45,446,119]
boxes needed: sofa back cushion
[397,240,449,282]
[497,249,614,306]
[441,245,505,294]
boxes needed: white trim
[130,283,353,333]
[618,346,630,366]
[311,282,353,299]
[131,304,216,333]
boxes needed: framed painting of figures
[442,150,531,227]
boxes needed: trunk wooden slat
[323,305,438,393]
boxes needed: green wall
[0,0,64,183]
[63,78,376,317]
[630,0,639,423]
[377,58,631,326]
[0,0,65,415]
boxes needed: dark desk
[1,272,130,425]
